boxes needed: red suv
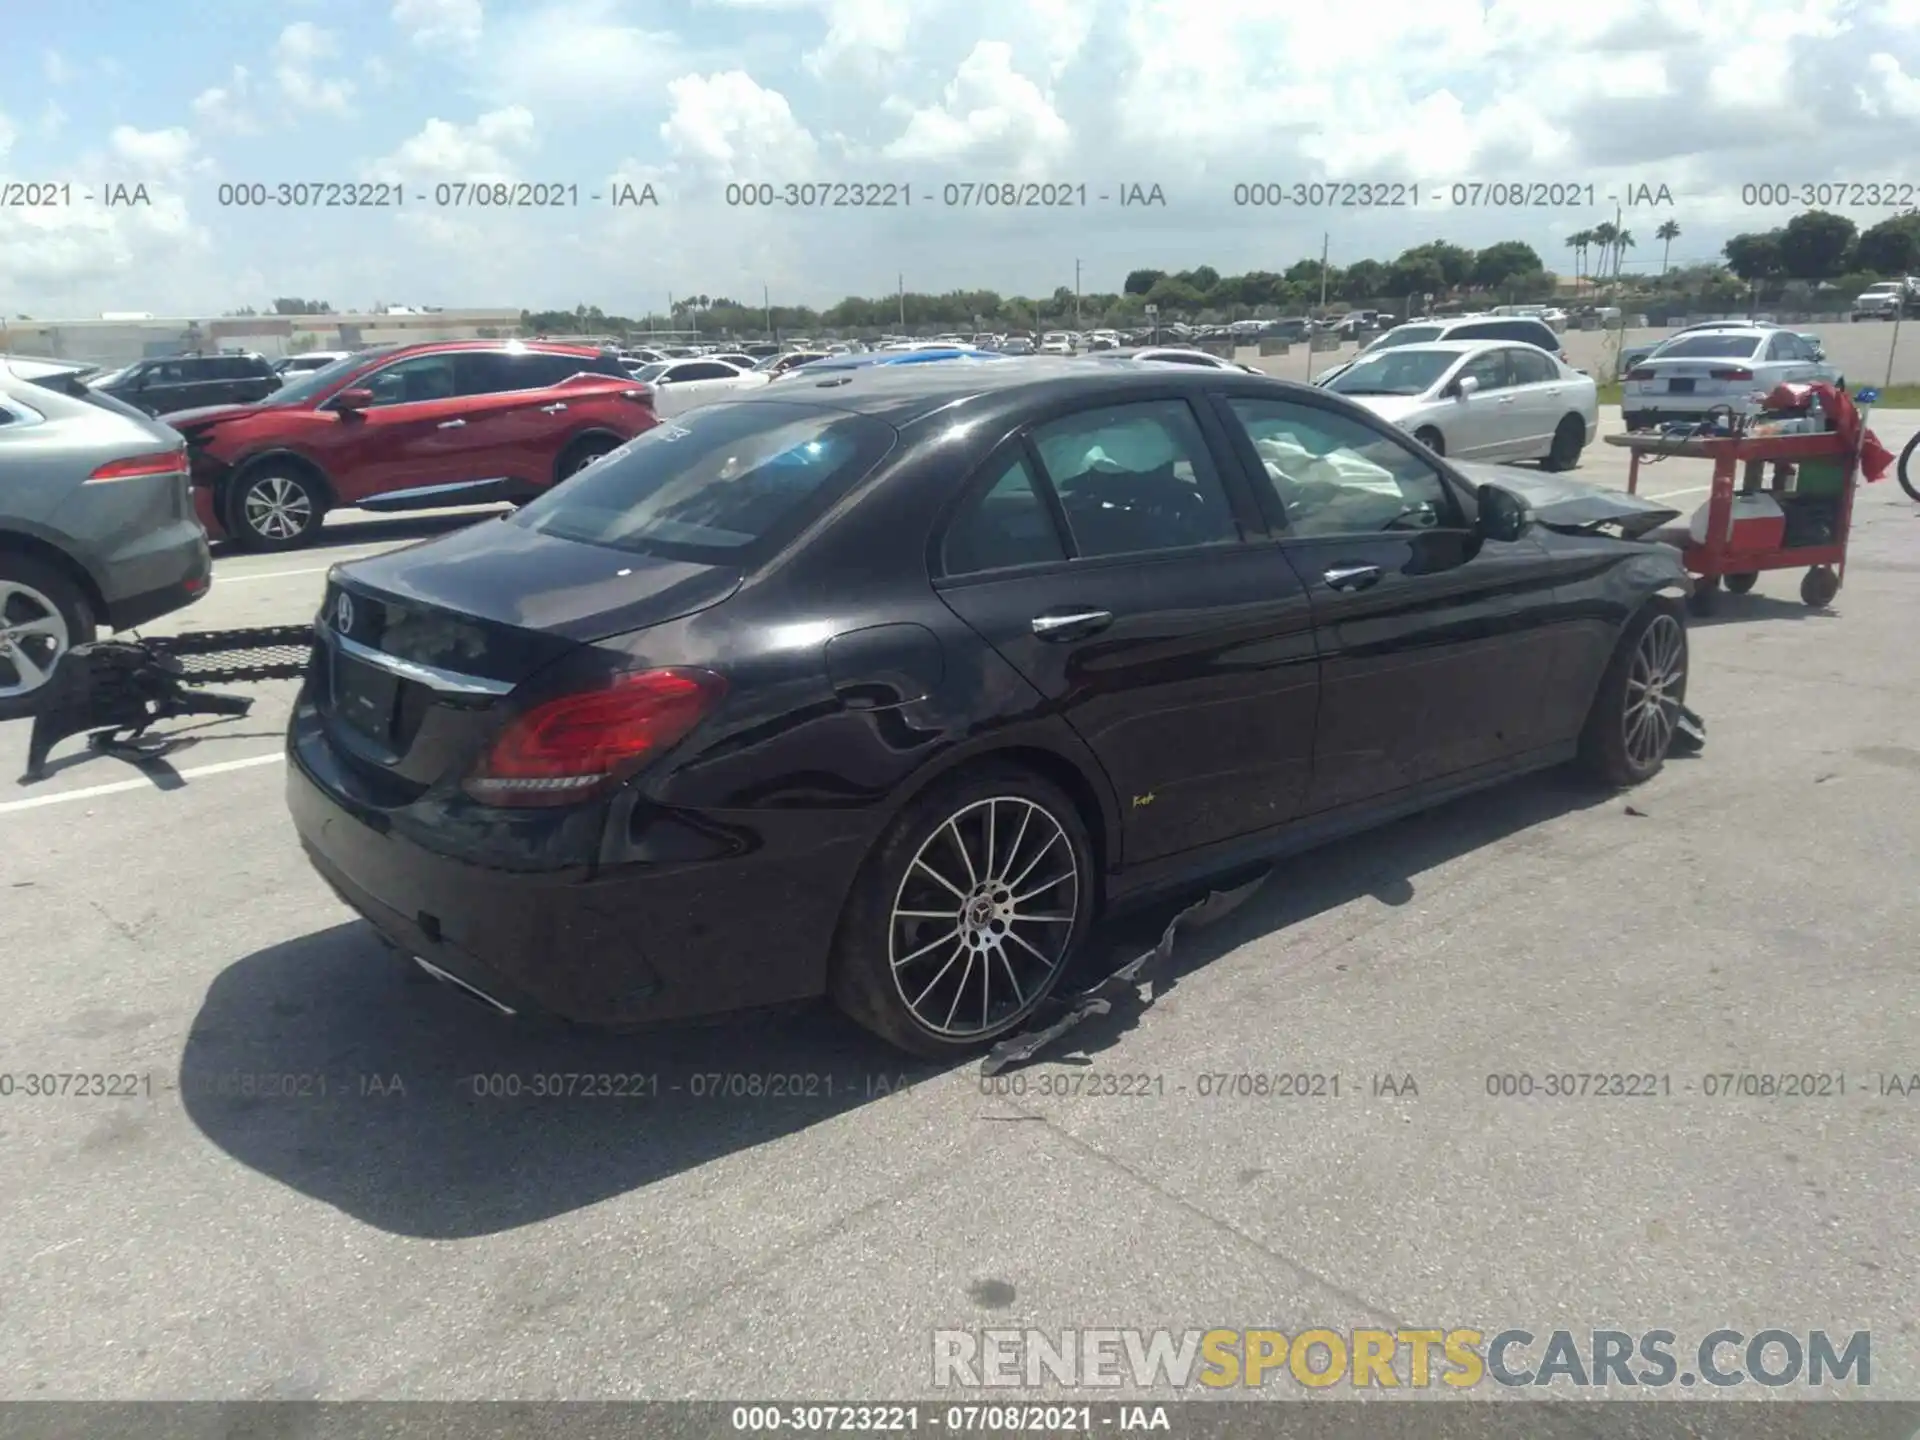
[171,341,657,551]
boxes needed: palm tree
[1656,219,1680,279]
[1565,232,1590,292]
[1590,221,1619,284]
[1612,230,1635,282]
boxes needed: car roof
[728,355,1313,425]
[399,339,610,357]
[1352,338,1538,356]
[2,355,100,381]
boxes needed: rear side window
[942,455,1067,576]
[1028,399,1241,558]
[1508,347,1558,384]
[519,403,896,563]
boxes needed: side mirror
[1477,482,1530,543]
[334,387,374,411]
[1453,374,1480,399]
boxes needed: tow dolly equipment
[24,625,315,779]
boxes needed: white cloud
[392,0,484,51]
[192,67,261,136]
[1028,0,1097,80]
[1859,53,1920,119]
[275,22,355,114]
[40,102,67,138]
[42,50,74,85]
[881,42,1071,176]
[803,0,914,80]
[0,110,14,162]
[109,126,199,176]
[660,73,821,179]
[367,107,537,183]
[479,0,683,108]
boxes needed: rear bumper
[104,520,212,631]
[285,704,863,1028]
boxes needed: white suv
[1314,314,1567,384]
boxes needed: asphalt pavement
[2,409,1917,1401]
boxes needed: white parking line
[0,752,283,815]
[213,565,336,584]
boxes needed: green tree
[1565,230,1594,290]
[1470,241,1543,289]
[1777,210,1857,279]
[1722,231,1784,282]
[1853,209,1920,275]
[1122,269,1165,296]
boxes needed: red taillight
[1627,368,1655,381]
[1709,367,1753,380]
[463,668,725,808]
[88,448,187,482]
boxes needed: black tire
[828,763,1096,1059]
[1724,571,1758,595]
[1413,426,1445,457]
[227,464,327,552]
[1801,566,1840,608]
[556,434,622,484]
[1540,415,1585,472]
[1899,432,1920,503]
[1686,576,1719,616]
[0,553,96,721]
[1578,600,1689,789]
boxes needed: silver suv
[0,359,212,718]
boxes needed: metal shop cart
[1602,428,1860,614]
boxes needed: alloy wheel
[0,579,71,701]
[1622,613,1685,771]
[242,475,313,541]
[887,796,1081,1039]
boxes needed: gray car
[0,359,212,718]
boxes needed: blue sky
[3,0,1917,318]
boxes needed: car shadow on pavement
[181,769,1609,1238]
[1688,593,1843,627]
[1026,769,1618,1068]
[179,928,942,1238]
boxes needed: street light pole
[1075,259,1082,330]
[764,283,772,340]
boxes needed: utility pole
[1074,258,1082,330]
[764,283,772,341]
[898,273,906,330]
[1306,233,1329,381]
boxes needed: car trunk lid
[315,518,741,795]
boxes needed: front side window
[1458,349,1513,393]
[1027,399,1240,558]
[1225,397,1456,538]
[360,354,458,405]
[519,402,896,563]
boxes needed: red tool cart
[1600,383,1892,615]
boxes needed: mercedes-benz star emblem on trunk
[334,592,354,634]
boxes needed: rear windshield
[1651,334,1763,359]
[519,402,897,563]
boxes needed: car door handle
[436,418,467,429]
[1323,564,1383,591]
[1031,610,1113,640]
[539,403,567,413]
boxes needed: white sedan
[1620,325,1842,431]
[1085,346,1266,375]
[1321,339,1598,469]
[628,357,770,417]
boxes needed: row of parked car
[0,323,1617,723]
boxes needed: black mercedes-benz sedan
[287,359,1693,1057]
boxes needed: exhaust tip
[412,956,517,1016]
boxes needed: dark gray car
[92,352,282,417]
[0,360,212,718]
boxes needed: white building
[0,308,525,367]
